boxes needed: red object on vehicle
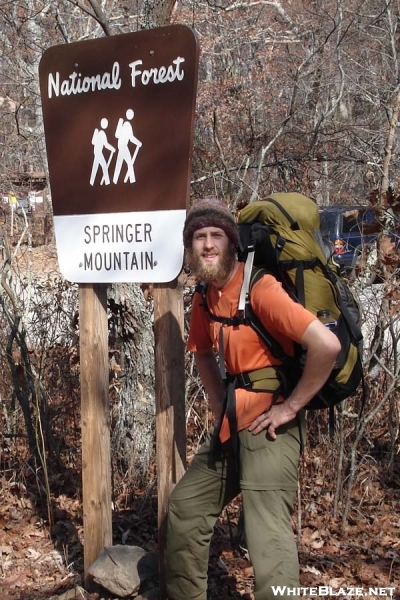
[334,238,345,254]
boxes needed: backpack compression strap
[264,196,301,230]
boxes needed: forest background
[0,0,399,599]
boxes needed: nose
[203,234,215,249]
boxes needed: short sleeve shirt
[188,263,316,441]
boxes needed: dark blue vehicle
[319,205,382,274]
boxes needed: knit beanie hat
[183,197,239,248]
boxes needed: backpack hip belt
[231,366,281,392]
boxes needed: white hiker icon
[113,108,143,184]
[90,118,116,186]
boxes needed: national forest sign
[39,25,199,283]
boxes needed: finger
[248,414,264,432]
[253,415,265,427]
[249,412,270,434]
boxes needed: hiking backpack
[197,192,364,417]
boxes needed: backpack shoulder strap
[195,280,247,327]
[238,247,255,312]
[244,272,290,364]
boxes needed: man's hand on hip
[248,402,297,440]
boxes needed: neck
[213,260,239,290]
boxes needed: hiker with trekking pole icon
[113,108,142,184]
[90,117,116,186]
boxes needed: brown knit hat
[183,197,239,248]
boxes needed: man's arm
[248,319,341,439]
[195,348,226,423]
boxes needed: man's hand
[248,320,341,440]
[248,402,297,440]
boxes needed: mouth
[202,253,218,262]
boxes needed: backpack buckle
[276,236,286,251]
[229,315,245,327]
[235,372,252,389]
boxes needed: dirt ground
[0,446,399,600]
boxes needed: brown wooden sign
[39,25,199,283]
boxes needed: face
[187,226,236,284]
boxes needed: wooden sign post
[154,280,186,597]
[79,283,112,582]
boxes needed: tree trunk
[108,283,156,483]
[142,0,177,29]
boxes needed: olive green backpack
[235,192,364,414]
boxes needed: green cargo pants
[166,413,305,600]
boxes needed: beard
[186,243,236,284]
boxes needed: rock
[135,587,160,600]
[52,587,93,600]
[88,545,158,598]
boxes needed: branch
[191,155,365,185]
[87,0,113,35]
[224,0,298,32]
[249,146,268,203]
[308,2,346,151]
[213,110,233,197]
[66,0,113,36]
[381,89,400,196]
[380,0,400,197]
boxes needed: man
[166,198,340,600]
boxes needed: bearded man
[166,198,340,600]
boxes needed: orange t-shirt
[187,263,316,442]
